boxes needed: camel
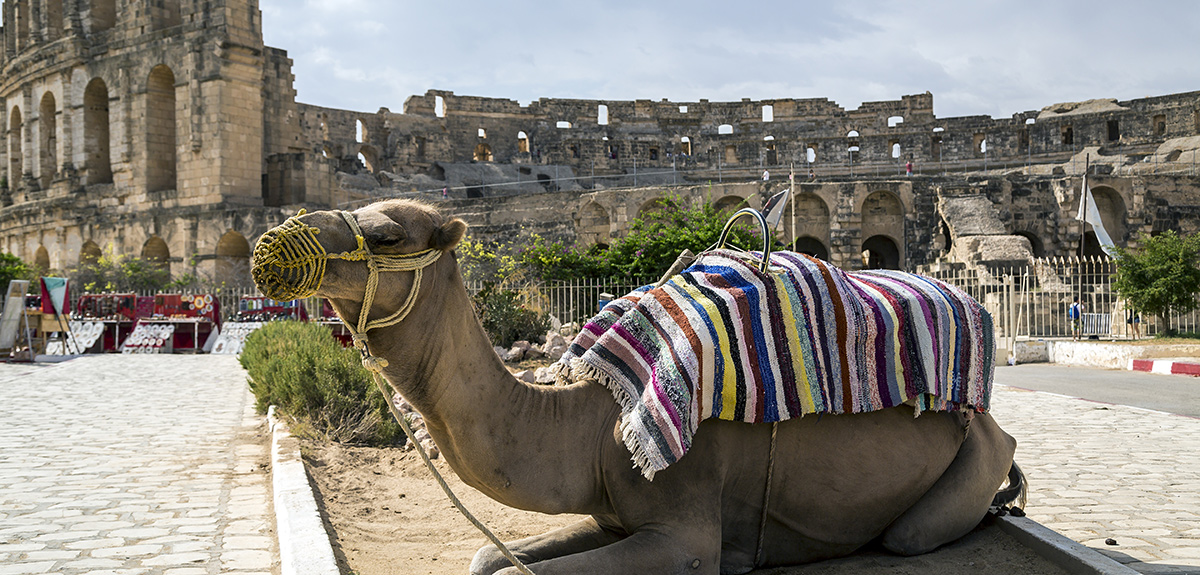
[251,199,1021,575]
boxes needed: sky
[260,0,1200,121]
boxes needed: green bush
[473,282,551,348]
[240,321,403,445]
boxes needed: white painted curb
[269,406,340,575]
[997,516,1141,575]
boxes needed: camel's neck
[360,259,615,515]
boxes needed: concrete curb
[1129,358,1200,377]
[997,516,1141,575]
[269,406,340,575]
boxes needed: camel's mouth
[251,217,329,301]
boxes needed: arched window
[357,149,375,173]
[356,119,366,143]
[477,128,486,139]
[862,236,901,270]
[34,245,50,271]
[146,65,178,192]
[39,92,57,189]
[434,96,446,118]
[473,143,493,162]
[9,106,23,185]
[84,78,112,184]
[90,0,116,32]
[598,104,609,125]
[141,237,171,272]
[80,240,103,265]
[517,131,529,153]
[791,237,829,261]
[718,124,733,135]
[680,136,692,156]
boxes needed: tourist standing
[1069,297,1083,341]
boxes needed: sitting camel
[251,199,1021,575]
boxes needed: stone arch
[712,195,746,214]
[860,190,905,266]
[789,194,831,250]
[1014,231,1045,258]
[84,77,112,184]
[80,240,102,265]
[9,106,23,185]
[637,197,675,222]
[576,202,611,246]
[862,235,901,270]
[790,236,829,261]
[216,230,251,284]
[517,131,529,153]
[357,147,376,173]
[1084,185,1127,256]
[146,65,178,193]
[141,236,170,271]
[34,245,50,270]
[473,142,493,162]
[90,0,116,32]
[39,91,57,189]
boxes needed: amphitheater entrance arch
[576,202,611,247]
[146,65,178,193]
[712,195,746,215]
[141,237,171,272]
[862,235,901,270]
[1014,231,1045,258]
[788,194,831,251]
[34,245,50,271]
[216,231,251,285]
[790,236,829,261]
[84,78,113,185]
[80,240,103,265]
[860,189,905,265]
[1083,185,1126,257]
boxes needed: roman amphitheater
[3,0,1200,281]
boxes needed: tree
[70,248,172,293]
[1112,230,1200,335]
[0,253,33,290]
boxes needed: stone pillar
[59,69,74,173]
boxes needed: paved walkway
[0,355,277,575]
[992,385,1200,575]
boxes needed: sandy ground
[302,440,1070,575]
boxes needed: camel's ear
[432,218,468,251]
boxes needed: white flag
[1076,175,1116,256]
[763,188,791,230]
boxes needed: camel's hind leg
[880,413,1017,555]
[470,517,624,575]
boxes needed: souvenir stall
[210,296,308,355]
[122,294,220,354]
[74,294,140,352]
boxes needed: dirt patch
[302,440,1070,575]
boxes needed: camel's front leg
[470,517,624,575]
[491,525,722,575]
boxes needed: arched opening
[718,124,733,135]
[9,106,23,186]
[46,0,65,40]
[762,105,774,123]
[357,149,375,173]
[39,92,57,189]
[434,96,445,118]
[806,145,817,163]
[680,136,692,156]
[577,202,610,246]
[517,131,529,153]
[216,231,251,284]
[80,240,102,265]
[319,113,330,140]
[90,0,116,32]
[34,245,50,271]
[935,218,953,256]
[1015,231,1045,258]
[356,119,366,143]
[141,236,171,272]
[861,190,905,265]
[84,78,112,184]
[146,65,178,193]
[473,143,493,162]
[862,236,901,270]
[790,194,831,251]
[1083,185,1127,257]
[764,136,777,165]
[887,115,904,128]
[712,195,746,215]
[891,142,901,159]
[597,104,609,125]
[790,236,829,261]
[321,145,332,158]
[637,197,675,223]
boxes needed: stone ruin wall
[1,0,1199,286]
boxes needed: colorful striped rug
[554,249,995,480]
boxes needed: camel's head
[251,199,467,309]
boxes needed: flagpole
[789,162,795,248]
[1078,154,1089,322]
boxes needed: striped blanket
[554,249,994,480]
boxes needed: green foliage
[472,282,551,348]
[70,247,172,293]
[1112,230,1200,335]
[0,253,33,290]
[520,195,766,281]
[239,321,402,445]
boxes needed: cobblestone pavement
[992,385,1200,575]
[0,355,277,575]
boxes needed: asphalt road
[994,363,1200,418]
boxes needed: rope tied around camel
[253,209,537,575]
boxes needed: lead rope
[331,211,536,575]
[754,422,779,566]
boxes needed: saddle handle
[716,208,772,273]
